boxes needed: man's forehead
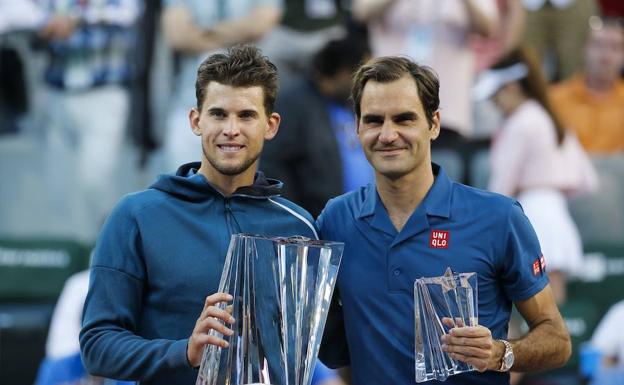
[204,81,264,97]
[360,76,423,113]
[203,81,265,110]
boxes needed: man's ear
[264,112,281,140]
[189,107,202,136]
[429,110,441,141]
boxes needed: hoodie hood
[150,162,283,201]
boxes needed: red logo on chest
[429,230,449,249]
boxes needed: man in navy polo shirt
[317,56,571,384]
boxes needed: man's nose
[222,118,241,137]
[378,121,398,143]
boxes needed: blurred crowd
[0,1,623,385]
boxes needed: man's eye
[395,118,414,125]
[210,111,226,118]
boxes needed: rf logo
[430,230,449,249]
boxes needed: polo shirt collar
[357,163,453,220]
[425,163,453,218]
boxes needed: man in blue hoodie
[80,45,338,385]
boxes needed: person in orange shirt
[549,17,624,154]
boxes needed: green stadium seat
[0,238,91,385]
[559,300,602,370]
[0,238,91,302]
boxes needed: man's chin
[374,165,411,181]
[209,158,258,177]
[214,164,249,176]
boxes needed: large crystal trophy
[414,268,478,383]
[196,234,344,385]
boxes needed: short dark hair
[195,45,278,114]
[312,37,370,78]
[351,56,439,127]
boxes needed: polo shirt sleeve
[499,202,549,302]
[316,206,351,368]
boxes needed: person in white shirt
[591,300,624,367]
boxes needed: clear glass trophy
[196,234,344,385]
[414,268,478,383]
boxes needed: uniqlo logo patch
[429,230,449,248]
[532,259,541,276]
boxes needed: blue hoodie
[80,163,318,385]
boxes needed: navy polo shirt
[317,164,549,385]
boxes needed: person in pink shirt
[352,0,498,141]
[474,46,598,306]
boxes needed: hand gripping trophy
[196,234,343,385]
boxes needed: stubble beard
[203,142,261,176]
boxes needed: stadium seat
[569,155,624,245]
[569,243,624,317]
[0,238,91,385]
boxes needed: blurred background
[0,0,623,384]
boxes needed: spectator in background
[522,0,597,81]
[261,37,373,217]
[550,17,624,154]
[162,0,281,170]
[34,270,133,385]
[471,0,527,140]
[473,0,527,74]
[591,300,624,367]
[352,0,497,144]
[0,0,45,33]
[36,0,140,239]
[259,0,350,87]
[475,46,598,305]
[0,0,46,134]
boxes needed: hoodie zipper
[224,197,243,235]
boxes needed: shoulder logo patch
[533,255,546,276]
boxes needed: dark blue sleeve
[499,202,549,302]
[316,206,351,369]
[79,199,188,381]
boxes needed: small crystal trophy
[196,234,343,385]
[414,268,478,382]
